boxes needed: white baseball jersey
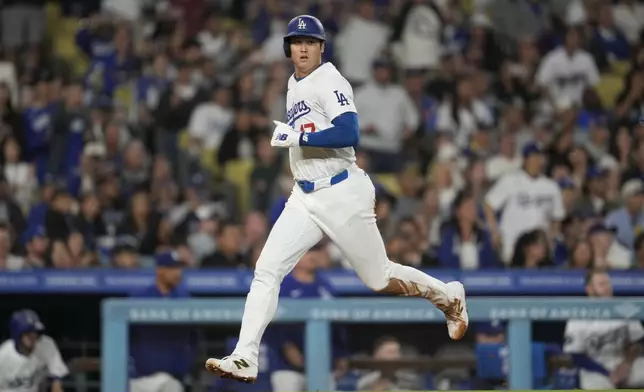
[285,62,357,181]
[485,170,565,261]
[0,336,68,392]
[563,320,644,370]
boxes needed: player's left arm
[299,77,359,149]
[38,337,69,391]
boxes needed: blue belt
[296,169,349,194]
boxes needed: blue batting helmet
[283,15,326,58]
[10,309,45,342]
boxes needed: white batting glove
[271,120,301,148]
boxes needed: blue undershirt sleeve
[299,112,359,148]
[570,354,610,376]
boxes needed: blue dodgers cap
[586,166,607,180]
[155,251,183,268]
[522,142,543,158]
[558,178,576,189]
[26,226,47,242]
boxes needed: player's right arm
[298,75,359,149]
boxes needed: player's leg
[205,195,324,381]
[312,170,467,339]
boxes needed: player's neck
[295,62,322,80]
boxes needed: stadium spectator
[437,188,499,269]
[129,250,195,392]
[588,222,632,269]
[356,335,422,391]
[354,58,419,172]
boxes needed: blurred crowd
[0,0,643,272]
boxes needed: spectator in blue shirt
[605,179,644,250]
[438,188,500,269]
[590,4,631,72]
[129,251,196,392]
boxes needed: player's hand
[271,120,301,148]
[609,361,632,386]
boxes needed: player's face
[524,153,544,176]
[21,332,39,351]
[290,37,324,72]
[159,266,182,288]
[586,273,613,298]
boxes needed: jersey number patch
[300,122,316,133]
[334,90,349,106]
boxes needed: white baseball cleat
[205,355,258,383]
[441,281,469,340]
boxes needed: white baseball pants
[232,164,449,362]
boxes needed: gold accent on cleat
[205,359,257,384]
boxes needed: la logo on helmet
[298,18,306,29]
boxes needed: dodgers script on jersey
[0,336,68,392]
[564,319,644,389]
[485,170,565,262]
[286,62,357,181]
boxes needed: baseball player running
[205,15,468,383]
[0,310,69,392]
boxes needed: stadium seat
[374,173,402,196]
[224,159,254,216]
[596,74,624,109]
[611,60,631,77]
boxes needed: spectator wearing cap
[605,179,644,250]
[588,222,632,269]
[336,0,390,86]
[354,58,419,173]
[129,251,195,392]
[23,226,48,269]
[485,143,565,263]
[575,166,618,217]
